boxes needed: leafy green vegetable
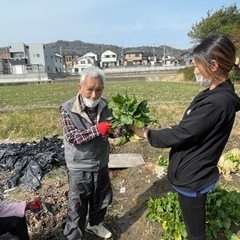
[108,93,155,145]
[157,155,169,167]
[218,148,240,177]
[147,186,240,239]
[147,192,186,239]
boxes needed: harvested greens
[108,93,155,145]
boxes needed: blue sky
[0,0,239,50]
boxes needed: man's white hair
[80,66,105,84]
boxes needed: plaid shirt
[60,96,120,145]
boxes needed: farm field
[0,73,240,239]
[0,73,203,141]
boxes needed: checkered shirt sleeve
[60,107,100,145]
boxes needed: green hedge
[178,66,195,82]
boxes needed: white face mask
[194,73,212,87]
[83,97,101,108]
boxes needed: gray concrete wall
[0,73,49,83]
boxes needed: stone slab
[109,153,145,168]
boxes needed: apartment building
[8,43,64,74]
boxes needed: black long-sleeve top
[147,80,240,192]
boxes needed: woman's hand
[26,199,42,213]
[128,125,148,138]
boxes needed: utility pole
[152,44,155,65]
[163,45,165,66]
[121,47,124,65]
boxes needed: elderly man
[60,66,120,240]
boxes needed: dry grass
[1,74,240,143]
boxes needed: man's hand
[26,199,42,213]
[97,122,112,136]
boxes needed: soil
[1,135,240,240]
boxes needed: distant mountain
[46,40,122,56]
[0,40,189,57]
[45,40,187,58]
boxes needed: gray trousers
[63,166,112,240]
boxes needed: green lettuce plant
[108,93,155,145]
[147,186,240,239]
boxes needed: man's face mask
[83,97,101,108]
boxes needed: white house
[161,55,179,66]
[100,50,119,68]
[74,55,96,73]
[82,52,98,62]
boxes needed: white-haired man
[60,66,120,239]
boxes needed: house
[142,52,156,66]
[100,50,119,68]
[64,55,74,69]
[82,52,98,62]
[0,53,11,74]
[180,51,192,66]
[64,54,80,74]
[54,53,64,73]
[74,55,96,73]
[161,55,179,66]
[123,50,155,66]
[8,43,64,75]
[124,50,142,66]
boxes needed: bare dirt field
[1,134,240,240]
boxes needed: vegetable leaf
[108,93,155,145]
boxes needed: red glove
[26,199,42,213]
[97,122,112,136]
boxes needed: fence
[0,72,49,84]
[103,65,185,74]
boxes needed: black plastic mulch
[0,135,65,192]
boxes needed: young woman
[130,34,240,239]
